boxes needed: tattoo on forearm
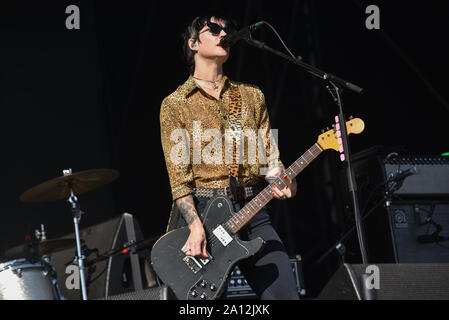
[176,195,198,226]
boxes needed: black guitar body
[151,195,264,300]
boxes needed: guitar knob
[190,290,198,297]
[210,284,217,291]
[200,293,207,300]
[200,280,207,287]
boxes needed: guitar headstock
[317,117,365,158]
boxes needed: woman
[159,15,299,300]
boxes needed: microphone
[388,166,420,181]
[219,21,264,48]
[417,233,449,244]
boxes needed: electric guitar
[151,117,365,300]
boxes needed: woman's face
[191,17,232,64]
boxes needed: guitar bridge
[183,256,202,274]
[183,251,213,274]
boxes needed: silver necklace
[193,76,223,90]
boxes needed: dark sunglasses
[206,21,235,36]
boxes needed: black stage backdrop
[1,1,448,298]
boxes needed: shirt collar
[180,74,231,98]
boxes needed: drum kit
[0,168,120,300]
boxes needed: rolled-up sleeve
[160,96,194,200]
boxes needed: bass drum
[0,259,60,300]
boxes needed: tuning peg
[349,115,354,120]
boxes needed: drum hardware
[35,224,47,241]
[4,237,80,261]
[0,257,63,300]
[1,226,76,301]
[41,254,65,300]
[65,244,101,292]
[66,180,88,301]
[19,167,120,300]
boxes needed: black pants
[194,196,300,300]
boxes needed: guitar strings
[202,144,322,250]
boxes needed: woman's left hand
[265,167,297,199]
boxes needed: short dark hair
[182,15,237,74]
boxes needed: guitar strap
[226,84,244,202]
[226,84,243,179]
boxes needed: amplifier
[339,148,449,263]
[387,202,449,263]
[223,255,306,299]
[384,155,449,197]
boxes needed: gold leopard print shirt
[160,75,284,201]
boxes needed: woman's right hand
[181,219,209,258]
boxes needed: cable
[258,21,298,60]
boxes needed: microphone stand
[246,38,369,264]
[85,237,158,267]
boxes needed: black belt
[193,183,265,202]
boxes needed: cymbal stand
[66,178,88,300]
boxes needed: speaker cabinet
[101,285,176,300]
[388,202,449,263]
[51,213,155,300]
[319,263,449,300]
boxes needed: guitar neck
[225,142,324,234]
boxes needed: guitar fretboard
[224,143,324,234]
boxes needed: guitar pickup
[213,225,233,246]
